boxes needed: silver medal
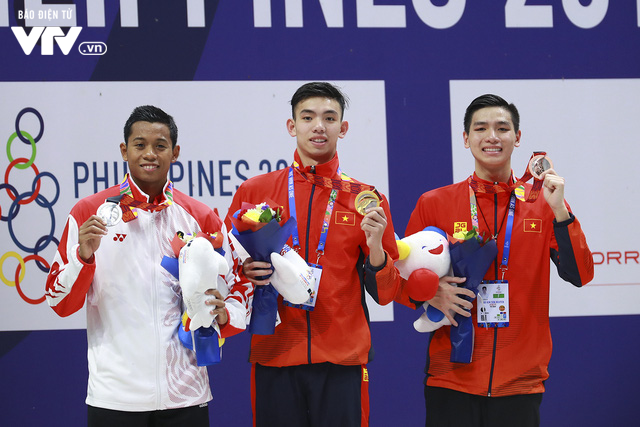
[97,202,122,227]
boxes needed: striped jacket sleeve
[551,213,594,287]
[217,222,253,338]
[45,214,95,317]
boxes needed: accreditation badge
[477,280,509,328]
[283,263,322,311]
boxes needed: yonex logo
[114,234,127,242]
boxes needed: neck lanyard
[469,184,516,280]
[288,165,340,264]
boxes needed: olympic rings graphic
[0,251,26,287]
[33,172,60,208]
[15,254,48,305]
[5,157,41,205]
[0,182,20,221]
[15,107,44,144]
[7,130,36,169]
[8,191,56,254]
[2,107,58,307]
[34,235,59,273]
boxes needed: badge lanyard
[470,185,516,328]
[288,166,339,264]
[468,185,516,279]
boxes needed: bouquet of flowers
[447,228,498,364]
[161,231,227,366]
[229,200,300,335]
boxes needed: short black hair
[290,82,349,120]
[464,94,520,134]
[123,105,178,147]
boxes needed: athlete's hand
[242,257,273,286]
[78,215,108,262]
[428,276,475,327]
[205,289,228,325]
[361,206,387,267]
[540,169,570,222]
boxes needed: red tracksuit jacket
[224,151,402,367]
[398,173,593,396]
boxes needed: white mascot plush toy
[229,233,315,306]
[179,236,313,327]
[395,226,454,333]
[268,245,315,305]
[179,236,230,331]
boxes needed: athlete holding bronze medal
[396,94,593,427]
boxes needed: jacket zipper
[487,192,498,397]
[305,166,316,364]
[149,212,162,408]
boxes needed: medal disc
[528,154,553,179]
[354,190,380,215]
[97,202,122,227]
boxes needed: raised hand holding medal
[355,190,388,267]
[77,198,123,261]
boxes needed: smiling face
[287,97,349,167]
[396,229,451,279]
[120,121,180,200]
[463,106,521,183]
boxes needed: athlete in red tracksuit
[396,94,593,427]
[225,82,402,427]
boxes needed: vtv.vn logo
[11,26,82,55]
[10,1,105,56]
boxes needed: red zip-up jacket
[397,173,593,396]
[224,151,402,367]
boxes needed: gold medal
[354,190,380,215]
[528,154,553,179]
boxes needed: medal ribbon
[293,162,380,198]
[118,174,174,222]
[288,162,350,262]
[467,151,546,203]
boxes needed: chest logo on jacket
[113,233,127,242]
[454,221,468,235]
[523,219,542,233]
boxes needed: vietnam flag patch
[336,211,356,226]
[524,218,542,233]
